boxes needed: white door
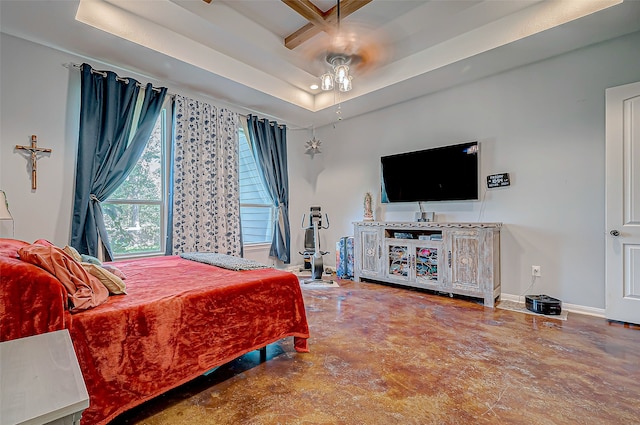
[605,81,640,324]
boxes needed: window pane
[240,205,274,244]
[110,117,162,201]
[104,106,168,258]
[239,132,271,205]
[238,127,275,244]
[103,203,162,255]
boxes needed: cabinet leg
[484,295,495,308]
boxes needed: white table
[0,330,89,425]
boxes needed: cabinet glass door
[386,242,410,281]
[415,245,438,283]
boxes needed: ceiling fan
[282,0,390,79]
[202,0,390,80]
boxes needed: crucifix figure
[16,135,52,190]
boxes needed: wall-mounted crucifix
[15,135,52,190]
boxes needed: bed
[0,238,310,424]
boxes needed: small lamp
[0,190,15,237]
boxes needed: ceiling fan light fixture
[315,1,359,106]
[339,75,352,92]
[334,63,349,84]
[321,72,335,91]
[320,53,353,92]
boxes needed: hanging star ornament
[305,137,322,158]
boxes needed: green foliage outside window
[103,112,275,256]
[103,114,165,256]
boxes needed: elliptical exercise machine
[299,206,330,283]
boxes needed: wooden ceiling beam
[283,0,372,50]
[285,22,322,50]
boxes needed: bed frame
[0,238,310,424]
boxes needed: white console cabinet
[353,222,501,307]
[0,330,89,425]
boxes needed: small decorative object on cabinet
[363,192,374,221]
[353,221,501,307]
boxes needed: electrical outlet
[531,265,541,277]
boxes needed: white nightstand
[0,330,89,425]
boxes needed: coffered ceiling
[1,0,639,127]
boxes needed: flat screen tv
[381,141,479,203]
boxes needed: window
[103,108,168,257]
[104,113,272,255]
[239,127,276,244]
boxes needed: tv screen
[381,141,479,203]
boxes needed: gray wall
[0,33,278,265]
[0,33,80,243]
[287,30,640,311]
[2,31,640,311]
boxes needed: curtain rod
[63,62,312,129]
[65,62,168,94]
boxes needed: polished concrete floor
[117,280,640,425]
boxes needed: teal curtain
[71,63,167,260]
[246,115,290,263]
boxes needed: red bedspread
[1,243,309,425]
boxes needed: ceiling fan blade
[300,19,392,75]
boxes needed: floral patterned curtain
[171,95,241,255]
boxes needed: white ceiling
[1,0,640,127]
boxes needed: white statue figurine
[364,192,374,221]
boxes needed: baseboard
[500,293,605,318]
